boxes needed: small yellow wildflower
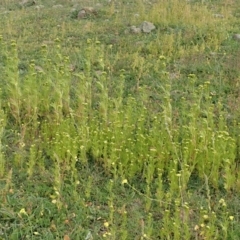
[194,225,199,231]
[188,73,196,78]
[19,208,28,215]
[219,198,227,207]
[159,55,166,60]
[122,179,128,185]
[219,198,225,204]
[203,215,209,220]
[104,222,109,228]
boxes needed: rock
[213,14,224,18]
[78,10,86,19]
[34,5,44,10]
[35,65,44,72]
[77,7,97,19]
[130,25,142,34]
[233,34,240,41]
[82,7,97,15]
[53,5,63,9]
[20,0,36,7]
[126,21,156,34]
[140,21,155,33]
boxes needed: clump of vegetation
[0,0,239,239]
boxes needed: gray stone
[35,65,44,72]
[77,7,97,19]
[82,7,97,15]
[20,0,36,7]
[130,25,142,34]
[140,21,155,33]
[34,5,44,10]
[53,5,63,9]
[233,34,240,41]
[213,14,224,18]
[78,10,86,19]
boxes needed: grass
[0,0,240,239]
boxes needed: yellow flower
[229,216,234,221]
[159,55,166,60]
[121,179,128,185]
[188,74,196,78]
[19,208,28,215]
[104,222,109,228]
[219,198,227,207]
[194,225,199,231]
[203,215,209,220]
[219,198,225,204]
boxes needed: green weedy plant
[0,40,7,178]
[0,36,235,239]
[3,40,21,125]
[0,0,239,234]
[0,89,6,178]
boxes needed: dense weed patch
[0,0,240,239]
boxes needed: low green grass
[0,0,240,239]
